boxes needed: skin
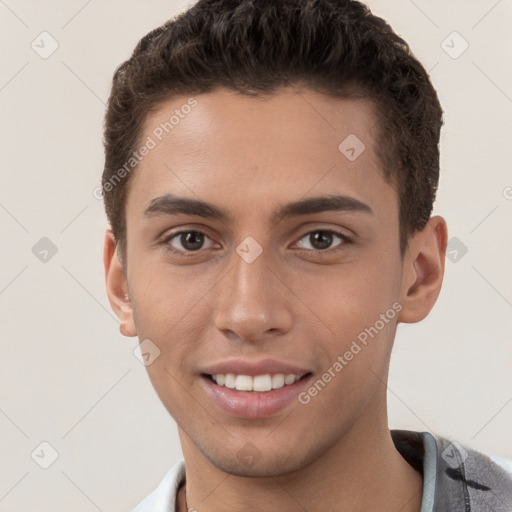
[104,86,447,512]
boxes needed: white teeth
[224,373,236,389]
[272,374,285,389]
[211,373,302,392]
[284,374,296,385]
[253,375,272,392]
[235,375,253,391]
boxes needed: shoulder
[391,429,512,511]
[430,433,512,511]
[130,460,186,512]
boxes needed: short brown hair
[102,0,443,264]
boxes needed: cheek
[128,258,209,339]
[296,259,401,386]
[128,265,213,383]
[299,296,398,422]
[294,260,399,334]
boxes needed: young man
[101,1,512,510]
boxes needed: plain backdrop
[0,0,511,510]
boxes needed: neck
[176,409,423,512]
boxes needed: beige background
[0,0,511,510]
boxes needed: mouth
[204,372,308,392]
[200,371,313,419]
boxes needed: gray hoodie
[392,430,512,511]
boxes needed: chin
[200,439,323,478]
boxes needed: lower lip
[200,375,312,419]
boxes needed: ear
[103,229,137,337]
[397,216,448,324]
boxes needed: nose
[212,244,293,344]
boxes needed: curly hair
[102,0,443,263]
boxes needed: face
[108,87,423,477]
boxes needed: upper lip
[200,358,311,377]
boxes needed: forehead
[126,86,394,222]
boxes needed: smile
[201,372,312,419]
[210,373,303,392]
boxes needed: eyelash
[161,229,353,257]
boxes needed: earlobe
[397,216,448,324]
[103,229,137,337]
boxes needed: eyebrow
[143,193,373,224]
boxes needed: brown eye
[295,230,350,252]
[309,231,334,250]
[179,231,205,251]
[164,230,214,254]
